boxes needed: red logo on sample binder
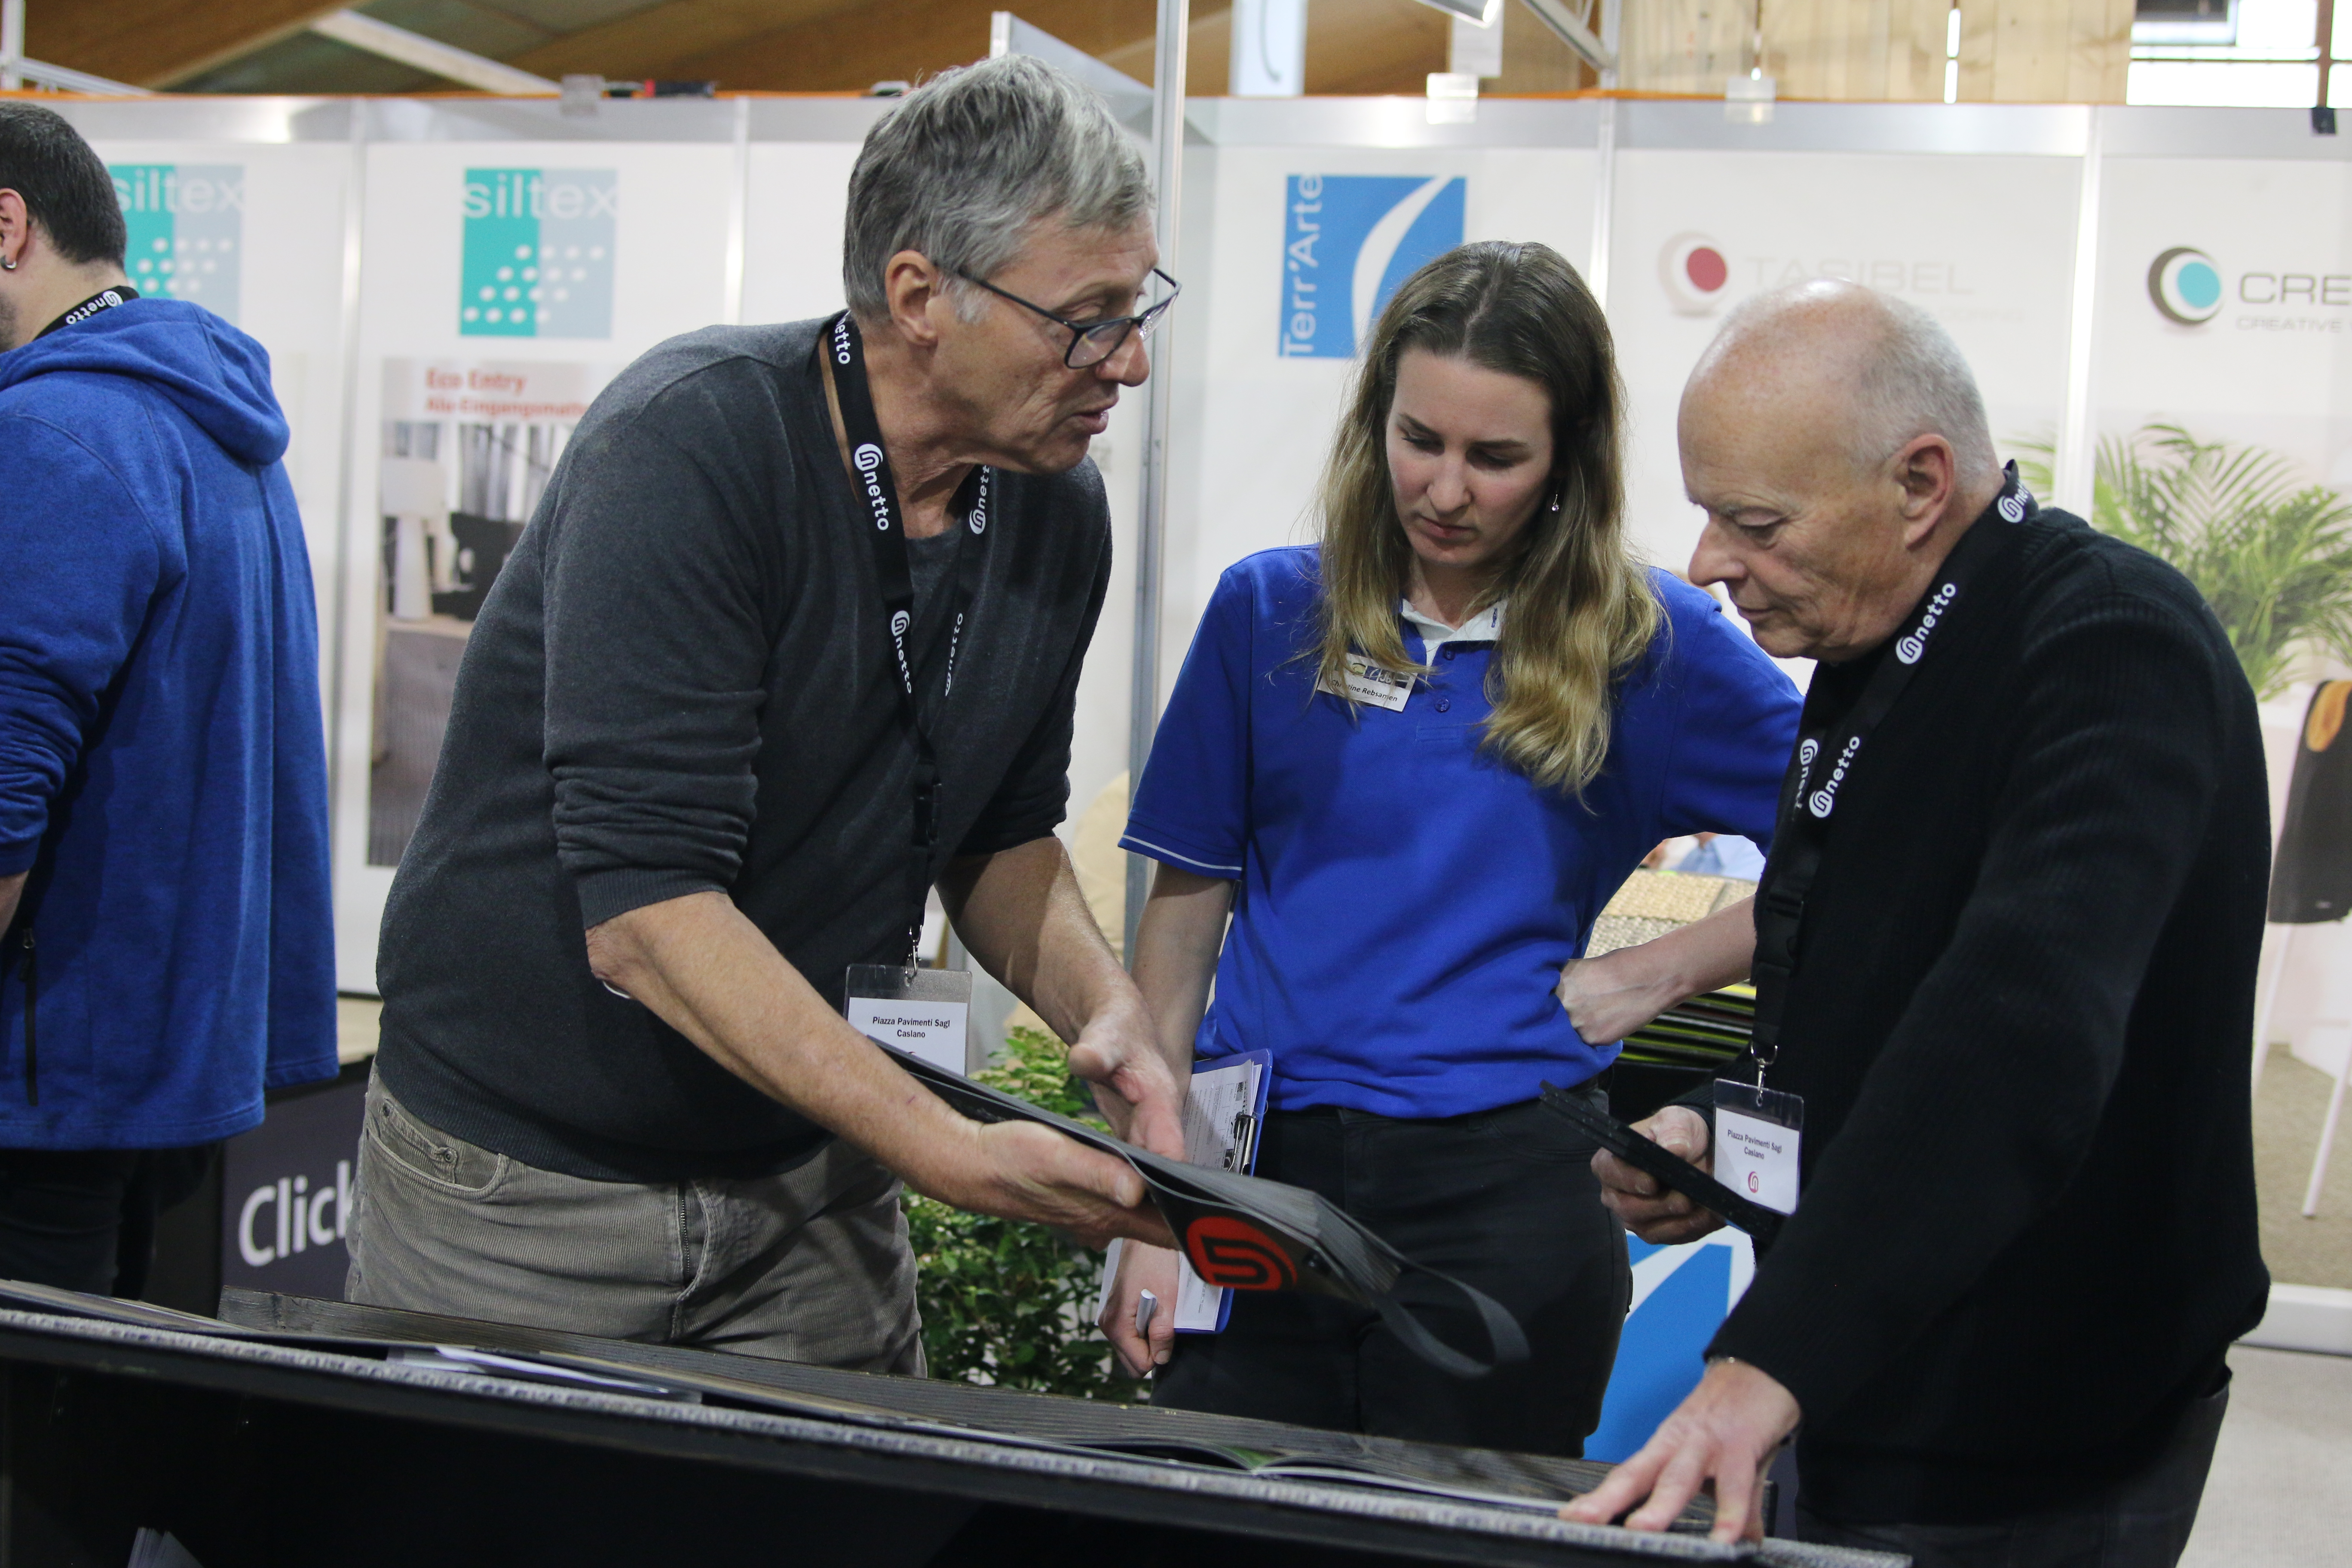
[1184,1216,1298,1289]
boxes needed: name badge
[1319,653,1413,713]
[1713,1079,1804,1216]
[846,963,972,1076]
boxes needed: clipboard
[1176,1049,1273,1332]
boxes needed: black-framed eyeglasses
[955,266,1181,368]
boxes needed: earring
[1548,492,1562,513]
[0,257,14,271]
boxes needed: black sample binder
[881,1042,1530,1378]
[1539,1082,1787,1249]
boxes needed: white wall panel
[331,142,735,990]
[1607,149,2082,577]
[79,141,355,756]
[738,141,860,326]
[2094,157,2352,1071]
[1164,145,1597,685]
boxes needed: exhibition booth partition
[47,91,2352,1445]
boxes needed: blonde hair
[1312,240,1659,795]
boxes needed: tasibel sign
[1657,230,1977,315]
[1660,234,1731,315]
[460,168,616,339]
[108,163,242,324]
[1279,174,1466,358]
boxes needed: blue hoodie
[0,297,336,1148]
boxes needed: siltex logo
[2148,247,2225,326]
[1278,174,1467,358]
[109,164,242,323]
[1660,234,1732,315]
[460,168,616,338]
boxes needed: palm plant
[2021,426,2352,699]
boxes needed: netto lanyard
[37,285,138,340]
[827,312,995,966]
[1746,463,2037,1081]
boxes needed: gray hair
[1714,283,2000,480]
[842,55,1152,321]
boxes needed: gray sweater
[376,318,1112,1180]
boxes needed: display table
[0,1288,1903,1568]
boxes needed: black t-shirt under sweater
[1706,508,2270,1524]
[374,318,1111,1182]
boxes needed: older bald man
[1567,282,2269,1566]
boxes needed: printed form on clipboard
[1099,1050,1273,1333]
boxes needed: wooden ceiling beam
[505,0,859,83]
[25,0,349,89]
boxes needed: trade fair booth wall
[46,92,2352,1437]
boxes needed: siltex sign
[459,167,617,339]
[1279,174,1466,358]
[108,163,242,324]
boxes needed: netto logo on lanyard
[1748,462,2037,1074]
[829,309,996,965]
[853,441,891,530]
[1806,735,1864,820]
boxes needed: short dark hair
[0,104,126,267]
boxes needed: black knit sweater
[1707,507,2270,1524]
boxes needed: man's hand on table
[1591,1105,1727,1246]
[1560,1358,1800,1544]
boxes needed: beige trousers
[345,1071,922,1371]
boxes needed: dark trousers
[0,1147,215,1298]
[1152,1094,1630,1457]
[1797,1375,2232,1568]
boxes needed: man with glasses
[350,55,1185,1368]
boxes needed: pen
[1136,1289,1158,1336]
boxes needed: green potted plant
[2023,426,2352,699]
[903,1026,1137,1401]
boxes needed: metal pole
[2318,0,2337,116]
[722,94,750,326]
[2055,105,2104,519]
[1585,0,1620,303]
[1,0,24,91]
[1124,0,1190,965]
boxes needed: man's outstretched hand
[1559,1358,1800,1544]
[1067,1001,1189,1163]
[906,1117,1175,1251]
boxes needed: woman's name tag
[1320,654,1413,713]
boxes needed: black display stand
[0,1292,1896,1568]
[144,1061,373,1318]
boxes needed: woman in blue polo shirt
[1099,241,1801,1455]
